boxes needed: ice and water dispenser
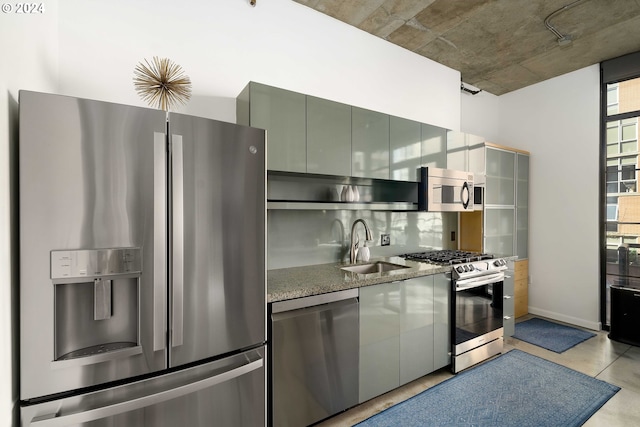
[51,248,142,362]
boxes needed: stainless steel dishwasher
[271,289,359,427]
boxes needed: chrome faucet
[350,218,373,264]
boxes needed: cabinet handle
[503,295,512,299]
[503,316,512,320]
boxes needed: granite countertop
[267,256,451,303]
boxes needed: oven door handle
[455,272,505,290]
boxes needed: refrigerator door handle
[29,358,264,427]
[153,132,167,351]
[171,134,184,348]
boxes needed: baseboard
[528,307,601,331]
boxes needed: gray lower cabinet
[400,276,434,385]
[359,274,450,403]
[433,273,451,370]
[359,281,400,403]
[504,262,515,337]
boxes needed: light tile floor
[317,315,640,426]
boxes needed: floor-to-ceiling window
[601,52,640,328]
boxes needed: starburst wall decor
[133,57,192,111]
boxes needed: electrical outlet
[451,231,456,241]
[381,234,390,246]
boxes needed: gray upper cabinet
[481,145,529,259]
[485,147,516,206]
[306,96,352,176]
[421,124,447,170]
[390,116,421,182]
[238,82,450,185]
[352,107,390,180]
[516,153,529,259]
[237,82,306,173]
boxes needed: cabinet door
[352,107,390,179]
[306,96,352,176]
[249,83,306,173]
[516,153,529,259]
[433,273,451,370]
[390,116,422,182]
[446,130,466,171]
[485,147,515,205]
[484,207,515,257]
[399,276,434,385]
[359,282,400,403]
[421,123,447,169]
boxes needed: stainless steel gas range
[401,250,508,373]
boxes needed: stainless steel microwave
[418,167,474,212]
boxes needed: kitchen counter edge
[267,256,450,303]
[267,255,520,303]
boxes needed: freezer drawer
[21,347,266,427]
[271,290,359,427]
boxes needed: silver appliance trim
[50,346,143,369]
[453,336,503,373]
[50,248,142,280]
[29,356,264,427]
[154,132,167,352]
[171,134,184,348]
[455,272,505,289]
[271,288,358,313]
[454,326,504,355]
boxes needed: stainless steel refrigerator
[18,91,266,426]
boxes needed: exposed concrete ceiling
[292,0,640,95]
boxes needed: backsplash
[267,210,458,269]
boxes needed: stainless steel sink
[341,261,410,274]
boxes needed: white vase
[345,185,354,202]
[352,185,360,202]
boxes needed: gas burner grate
[401,250,493,265]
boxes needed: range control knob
[494,260,502,267]
[456,266,464,274]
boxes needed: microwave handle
[461,181,470,209]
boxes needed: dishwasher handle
[272,288,358,313]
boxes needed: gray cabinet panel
[359,281,400,402]
[422,124,447,169]
[516,153,529,259]
[390,116,422,182]
[248,83,306,173]
[504,262,515,337]
[485,147,515,205]
[400,276,434,385]
[433,273,451,370]
[352,107,390,179]
[484,207,515,257]
[307,96,352,176]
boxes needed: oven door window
[455,282,503,345]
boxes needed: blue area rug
[355,349,619,427]
[513,317,596,353]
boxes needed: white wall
[498,65,601,329]
[460,89,501,140]
[56,0,460,130]
[0,2,60,424]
